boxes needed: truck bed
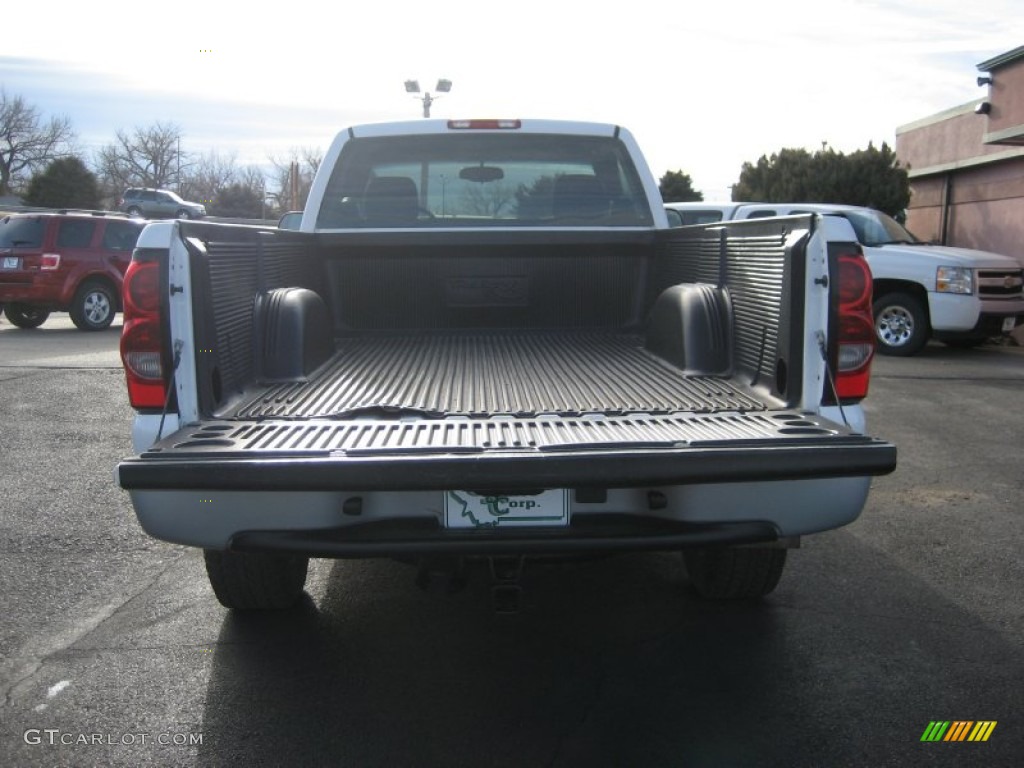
[118,219,896,493]
[227,331,767,420]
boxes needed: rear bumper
[0,274,67,307]
[126,477,877,553]
[230,516,784,558]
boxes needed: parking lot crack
[0,552,186,709]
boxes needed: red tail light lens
[838,257,870,305]
[120,259,168,409]
[40,253,61,270]
[124,259,161,314]
[835,253,874,401]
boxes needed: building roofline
[977,45,1024,72]
[896,101,978,134]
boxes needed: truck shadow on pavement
[198,538,1023,767]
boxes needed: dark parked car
[119,188,206,219]
[0,211,144,330]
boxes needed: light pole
[404,79,452,118]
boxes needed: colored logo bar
[921,721,997,742]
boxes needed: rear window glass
[317,133,654,229]
[0,216,44,248]
[56,220,96,248]
[675,209,725,225]
[841,210,921,246]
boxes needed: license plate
[2,256,19,269]
[1002,317,1017,333]
[444,490,569,529]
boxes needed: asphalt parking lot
[1,314,1022,767]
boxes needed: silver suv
[119,188,206,219]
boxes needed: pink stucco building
[896,46,1024,268]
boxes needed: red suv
[0,212,144,330]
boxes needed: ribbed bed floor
[229,332,768,419]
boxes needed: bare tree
[268,147,323,212]
[302,146,323,178]
[460,181,514,217]
[0,89,76,196]
[180,150,239,206]
[214,164,268,218]
[238,165,267,196]
[95,122,186,195]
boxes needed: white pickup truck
[666,202,1024,355]
[116,119,895,611]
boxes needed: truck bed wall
[183,226,325,413]
[181,219,811,418]
[323,239,648,331]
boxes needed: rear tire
[4,303,50,329]
[683,547,787,600]
[70,280,116,331]
[203,550,309,611]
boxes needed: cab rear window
[317,133,654,229]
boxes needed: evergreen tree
[732,143,909,216]
[24,156,100,209]
[658,170,703,202]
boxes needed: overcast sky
[2,0,1021,199]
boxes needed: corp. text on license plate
[444,490,569,529]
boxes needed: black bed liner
[119,408,896,492]
[228,331,767,419]
[120,330,897,492]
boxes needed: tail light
[834,252,875,401]
[19,253,62,271]
[120,259,168,408]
